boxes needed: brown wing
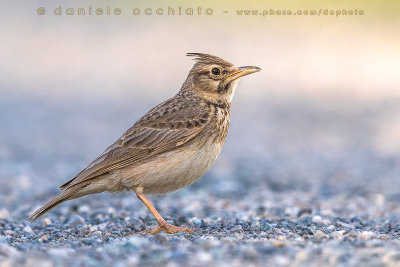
[60,97,210,190]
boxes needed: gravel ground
[1,98,400,266]
[1,158,400,267]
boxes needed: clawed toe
[129,223,198,236]
[163,224,198,235]
[129,190,199,237]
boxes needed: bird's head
[182,53,261,103]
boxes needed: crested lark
[28,53,260,235]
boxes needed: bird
[27,53,260,235]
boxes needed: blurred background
[1,0,400,208]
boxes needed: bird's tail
[27,186,82,223]
[27,176,106,223]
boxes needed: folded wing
[60,97,210,190]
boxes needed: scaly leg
[130,187,198,235]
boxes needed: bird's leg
[130,187,197,235]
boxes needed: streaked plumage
[28,53,260,235]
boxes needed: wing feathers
[60,98,210,190]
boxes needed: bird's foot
[130,222,198,236]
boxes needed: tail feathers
[28,177,105,223]
[59,174,80,190]
[27,190,73,223]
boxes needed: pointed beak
[225,66,261,81]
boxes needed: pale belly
[109,137,225,194]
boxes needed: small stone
[153,234,168,244]
[297,208,312,217]
[284,206,299,216]
[360,231,375,240]
[256,205,267,215]
[191,217,201,227]
[43,218,52,226]
[312,215,322,224]
[336,221,354,229]
[321,219,331,225]
[231,225,243,232]
[327,225,336,231]
[67,215,85,227]
[374,194,386,206]
[332,231,344,239]
[39,235,48,242]
[348,230,358,238]
[277,235,286,241]
[273,240,285,247]
[4,230,14,236]
[315,230,327,239]
[83,238,95,245]
[107,207,116,216]
[177,216,188,225]
[260,221,272,231]
[23,226,34,235]
[320,209,334,216]
[250,220,260,231]
[234,232,244,239]
[0,208,10,219]
[98,223,107,231]
[78,205,91,213]
[92,231,102,238]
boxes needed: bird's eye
[211,68,221,75]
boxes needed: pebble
[327,225,336,231]
[78,205,91,213]
[260,221,272,231]
[39,235,48,242]
[0,208,10,219]
[360,231,375,240]
[336,221,354,229]
[43,218,52,226]
[312,215,322,224]
[273,240,285,247]
[90,225,99,232]
[332,231,344,239]
[23,226,34,235]
[315,230,327,239]
[191,217,201,227]
[98,223,107,231]
[298,208,312,217]
[4,230,14,236]
[231,225,243,232]
[321,219,331,225]
[235,232,245,239]
[92,231,102,238]
[107,207,116,216]
[66,215,85,227]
